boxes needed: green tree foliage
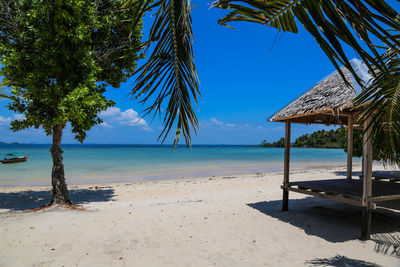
[293,129,346,148]
[0,0,144,204]
[269,126,382,160]
[261,138,285,147]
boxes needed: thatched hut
[270,59,400,240]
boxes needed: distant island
[261,127,363,156]
[0,142,21,144]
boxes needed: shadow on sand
[0,188,115,211]
[305,255,380,267]
[334,171,362,177]
[247,198,400,243]
[334,170,400,179]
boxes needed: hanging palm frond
[213,0,400,164]
[131,0,200,146]
[354,44,400,164]
[213,0,400,86]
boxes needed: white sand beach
[0,166,399,266]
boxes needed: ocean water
[0,144,360,186]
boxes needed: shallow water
[0,144,360,186]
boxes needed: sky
[0,1,399,145]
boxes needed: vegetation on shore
[261,127,365,157]
[261,128,347,148]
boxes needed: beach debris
[29,227,34,229]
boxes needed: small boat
[1,153,28,164]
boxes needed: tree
[261,137,285,147]
[0,0,144,204]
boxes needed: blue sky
[0,2,399,145]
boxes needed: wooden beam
[285,186,363,207]
[362,207,372,240]
[347,115,353,179]
[282,121,291,211]
[370,194,400,202]
[361,117,373,240]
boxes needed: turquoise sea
[0,144,360,186]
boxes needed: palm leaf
[131,0,200,146]
[354,46,400,164]
[213,0,400,85]
[214,0,400,164]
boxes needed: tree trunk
[50,124,71,205]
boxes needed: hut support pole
[282,121,291,211]
[347,115,353,180]
[361,117,373,240]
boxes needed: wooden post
[347,115,353,180]
[282,121,291,211]
[361,117,373,240]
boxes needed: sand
[0,166,399,266]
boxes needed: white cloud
[100,107,121,117]
[0,114,25,127]
[99,107,151,130]
[13,114,25,121]
[0,116,11,125]
[210,118,236,128]
[100,122,112,128]
[210,118,223,126]
[120,109,148,127]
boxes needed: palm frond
[213,0,400,86]
[354,47,400,164]
[131,0,200,146]
[214,0,400,164]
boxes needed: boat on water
[1,153,28,164]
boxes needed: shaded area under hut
[269,58,400,240]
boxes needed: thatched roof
[269,59,371,125]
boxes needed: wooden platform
[359,171,400,182]
[285,179,400,208]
